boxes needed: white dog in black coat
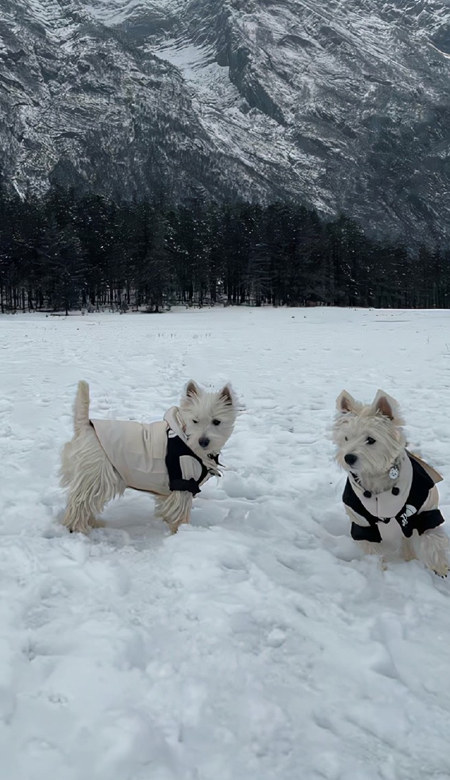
[333,389,448,576]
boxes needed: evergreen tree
[0,183,447,314]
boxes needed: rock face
[1,0,450,242]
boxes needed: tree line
[0,184,449,314]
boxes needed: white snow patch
[428,40,450,60]
[81,0,182,26]
[154,39,239,108]
[1,307,450,779]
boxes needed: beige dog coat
[91,407,221,495]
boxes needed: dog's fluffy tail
[74,380,90,435]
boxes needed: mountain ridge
[1,0,450,243]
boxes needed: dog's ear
[372,389,402,423]
[185,380,201,400]
[336,390,360,414]
[219,383,235,407]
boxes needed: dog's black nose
[199,437,210,449]
[345,453,357,466]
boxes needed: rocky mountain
[1,0,450,243]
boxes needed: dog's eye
[192,420,198,424]
[212,419,221,426]
[366,437,376,445]
[344,436,348,442]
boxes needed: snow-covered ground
[1,306,450,780]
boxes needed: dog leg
[62,474,121,533]
[62,469,124,534]
[357,539,389,570]
[88,518,106,529]
[62,492,99,534]
[61,399,126,533]
[155,491,193,533]
[411,528,449,577]
[358,539,381,556]
[402,537,417,562]
[346,509,383,562]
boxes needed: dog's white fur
[60,380,237,534]
[333,389,449,576]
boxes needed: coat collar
[163,407,223,477]
[348,452,412,519]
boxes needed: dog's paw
[433,564,448,578]
[89,518,105,529]
[169,518,190,534]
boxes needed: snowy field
[1,306,450,780]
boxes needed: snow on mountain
[1,0,450,241]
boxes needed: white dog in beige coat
[60,380,237,534]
